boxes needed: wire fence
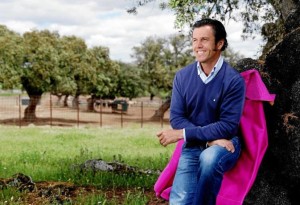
[0,93,170,128]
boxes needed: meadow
[0,125,174,204]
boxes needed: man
[157,18,245,205]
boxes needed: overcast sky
[0,0,264,63]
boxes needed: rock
[77,159,161,175]
[285,4,300,33]
[0,173,35,192]
[240,20,300,204]
[81,159,114,172]
[235,58,261,72]
[291,80,300,113]
[265,27,300,89]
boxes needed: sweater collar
[197,56,224,84]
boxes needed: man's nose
[196,40,203,48]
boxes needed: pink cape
[154,69,276,205]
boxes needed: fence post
[50,94,52,127]
[99,99,102,127]
[77,102,79,128]
[121,109,123,128]
[141,101,143,128]
[161,100,163,128]
[19,94,21,128]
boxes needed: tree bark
[87,96,95,111]
[23,95,41,122]
[151,98,171,120]
[55,94,62,106]
[72,94,80,108]
[63,95,69,107]
[150,93,155,101]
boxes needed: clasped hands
[156,129,235,153]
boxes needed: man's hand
[207,139,235,153]
[156,129,184,147]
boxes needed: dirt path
[24,181,168,204]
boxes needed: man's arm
[157,129,235,153]
[169,74,196,129]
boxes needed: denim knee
[199,147,223,174]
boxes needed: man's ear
[217,40,224,50]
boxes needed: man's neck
[201,62,216,76]
[201,65,214,76]
[199,53,222,76]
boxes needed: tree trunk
[23,95,41,122]
[55,94,62,106]
[151,98,171,120]
[72,94,79,108]
[63,95,69,107]
[87,96,95,112]
[150,93,155,101]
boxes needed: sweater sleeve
[185,75,246,142]
[170,74,196,129]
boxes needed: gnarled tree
[22,30,61,121]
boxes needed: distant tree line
[0,25,243,121]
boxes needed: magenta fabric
[154,69,275,204]
[154,139,184,199]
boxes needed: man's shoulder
[223,62,239,74]
[223,62,243,80]
[176,61,197,75]
[222,62,245,91]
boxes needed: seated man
[157,18,245,205]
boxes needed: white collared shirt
[197,56,224,84]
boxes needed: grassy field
[0,125,174,204]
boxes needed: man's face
[192,25,223,65]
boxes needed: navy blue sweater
[170,61,245,143]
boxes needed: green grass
[0,187,23,204]
[72,189,148,205]
[0,125,174,203]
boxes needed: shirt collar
[197,56,224,77]
[197,56,224,84]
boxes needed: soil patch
[0,173,168,205]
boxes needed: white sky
[0,0,264,62]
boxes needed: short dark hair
[192,18,228,51]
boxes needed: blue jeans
[169,136,241,205]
